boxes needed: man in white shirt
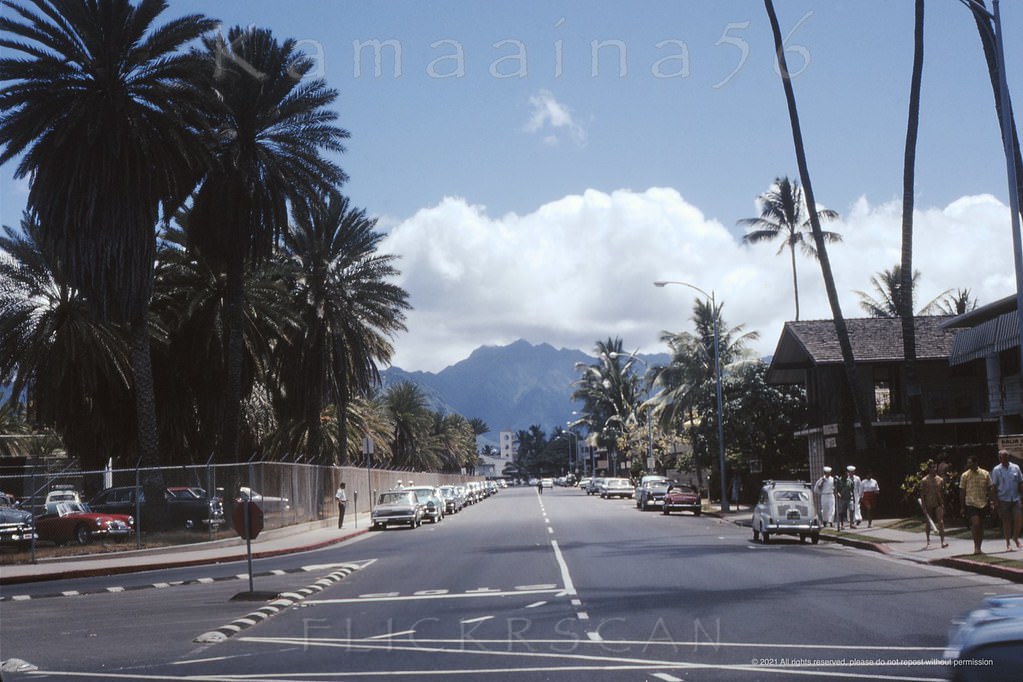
[990,449,1023,551]
[814,466,836,527]
[847,465,863,528]
[335,482,348,529]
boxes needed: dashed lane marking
[193,562,366,643]
[1,562,365,602]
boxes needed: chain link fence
[0,459,481,541]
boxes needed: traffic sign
[232,500,263,540]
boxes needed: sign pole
[244,500,253,593]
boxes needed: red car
[34,501,134,545]
[662,484,702,516]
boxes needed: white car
[945,593,1023,680]
[371,490,424,530]
[238,486,291,511]
[751,480,820,544]
[540,478,554,489]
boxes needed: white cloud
[523,89,588,147]
[380,188,1016,372]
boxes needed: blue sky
[2,1,1021,372]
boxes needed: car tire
[662,507,670,515]
[811,534,820,545]
[762,530,771,544]
[74,524,91,546]
[694,509,701,516]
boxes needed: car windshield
[167,488,201,499]
[671,485,697,494]
[379,492,414,505]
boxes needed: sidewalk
[713,503,1023,583]
[4,506,1023,586]
[0,512,372,586]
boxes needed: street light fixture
[654,280,729,512]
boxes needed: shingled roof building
[767,316,995,478]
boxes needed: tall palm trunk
[764,0,878,452]
[901,0,927,453]
[971,1,1023,218]
[129,320,160,466]
[788,242,800,320]
[129,316,168,524]
[221,256,245,462]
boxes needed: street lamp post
[654,280,728,512]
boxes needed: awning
[948,310,1020,366]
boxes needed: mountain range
[381,339,668,444]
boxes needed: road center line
[549,539,576,597]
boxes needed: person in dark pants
[537,480,543,495]
[335,482,348,529]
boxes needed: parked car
[0,492,36,545]
[34,501,133,545]
[945,593,1023,680]
[89,485,225,531]
[662,483,702,515]
[45,488,82,505]
[635,476,673,510]
[408,486,444,523]
[600,478,634,499]
[237,486,291,512]
[751,480,820,544]
[438,485,464,514]
[371,490,424,529]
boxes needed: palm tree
[737,176,841,321]
[649,298,757,476]
[0,0,217,477]
[763,0,878,452]
[936,289,979,316]
[571,338,641,475]
[188,26,349,462]
[855,266,948,318]
[384,381,434,470]
[0,214,135,471]
[151,223,299,464]
[900,0,927,452]
[967,1,1023,221]
[275,195,409,465]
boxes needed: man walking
[813,466,836,527]
[335,482,348,529]
[990,449,1023,552]
[960,456,992,555]
[917,460,947,549]
[847,465,863,528]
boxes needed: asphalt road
[2,485,1020,680]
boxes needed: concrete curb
[0,528,369,586]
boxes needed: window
[874,380,892,417]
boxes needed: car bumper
[666,503,700,511]
[0,527,37,543]
[94,527,134,538]
[763,522,819,534]
[372,514,417,526]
